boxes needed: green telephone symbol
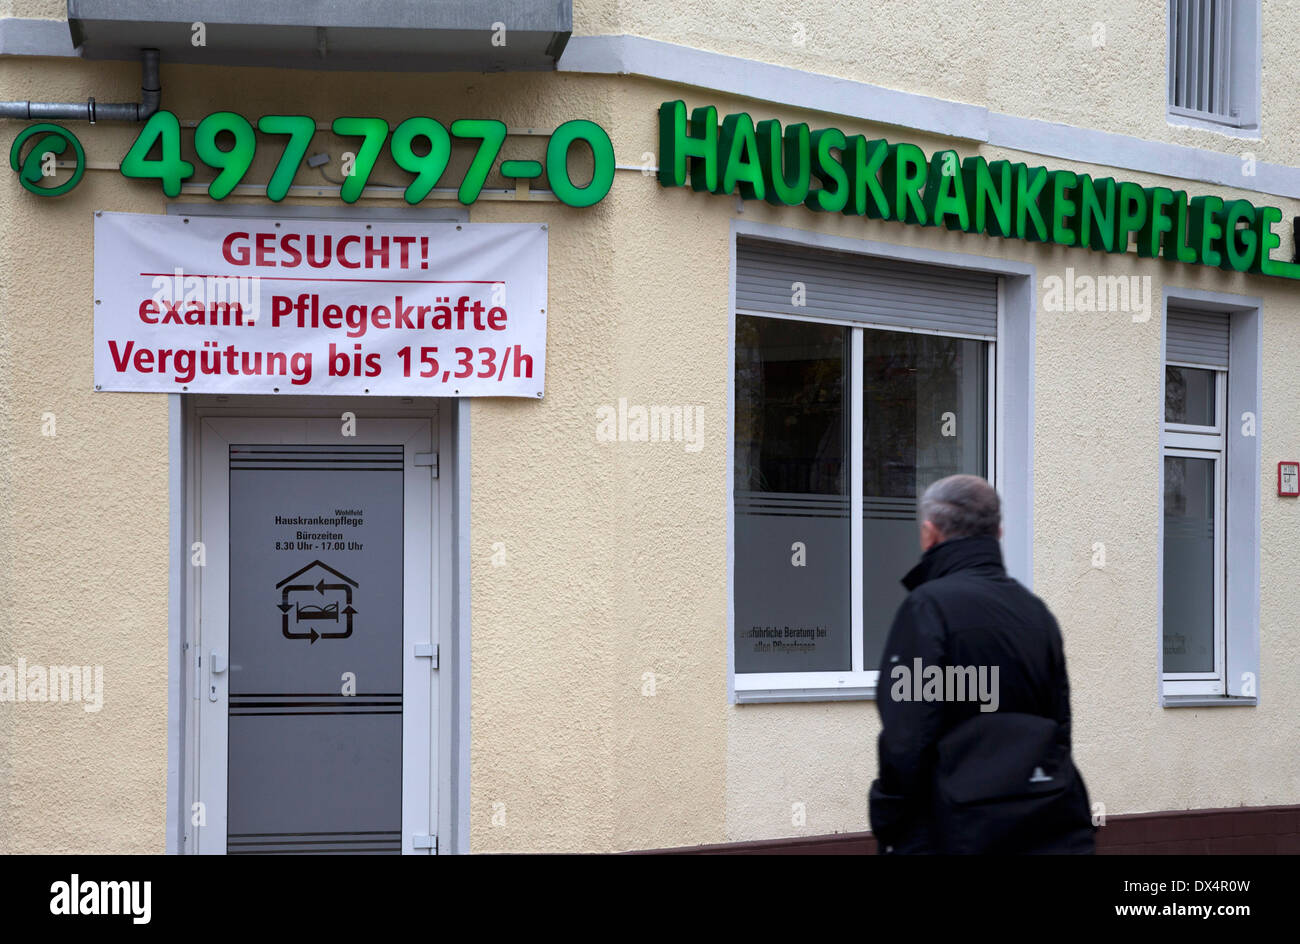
[9,123,85,196]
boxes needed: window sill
[1162,693,1258,708]
[735,686,877,704]
[1165,113,1261,141]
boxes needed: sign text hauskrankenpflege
[658,100,1300,281]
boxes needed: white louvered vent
[1169,0,1239,124]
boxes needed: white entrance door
[196,416,437,854]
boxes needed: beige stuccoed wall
[0,54,734,853]
[607,80,1300,843]
[473,75,1300,848]
[465,100,731,852]
[574,0,1300,164]
[0,1,63,19]
[1,17,1298,853]
[0,63,170,851]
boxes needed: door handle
[209,650,227,702]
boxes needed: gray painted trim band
[560,33,989,141]
[984,112,1295,198]
[0,17,77,57]
[560,35,1300,201]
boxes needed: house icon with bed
[276,560,359,644]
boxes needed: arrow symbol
[281,583,315,606]
[319,604,357,640]
[281,613,320,643]
[316,582,353,604]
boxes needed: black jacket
[869,534,1095,854]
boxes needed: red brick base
[645,804,1300,854]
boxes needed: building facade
[0,0,1297,854]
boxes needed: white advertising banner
[93,212,547,397]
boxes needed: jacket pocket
[933,712,1081,853]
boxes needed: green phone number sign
[119,110,615,207]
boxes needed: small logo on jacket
[1029,766,1053,783]
[887,657,1000,712]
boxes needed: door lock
[209,650,227,701]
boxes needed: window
[734,317,851,675]
[732,241,996,697]
[860,330,988,663]
[734,318,989,681]
[1162,360,1227,693]
[1167,0,1260,130]
[1159,302,1269,703]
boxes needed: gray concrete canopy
[66,0,572,71]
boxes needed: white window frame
[731,304,996,699]
[1158,288,1261,708]
[728,221,1036,704]
[1161,367,1227,696]
[1161,366,1227,699]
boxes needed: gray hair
[919,474,1001,540]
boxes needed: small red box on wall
[1279,462,1300,497]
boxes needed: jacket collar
[901,534,1005,591]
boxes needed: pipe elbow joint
[138,48,161,119]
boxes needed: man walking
[869,474,1095,854]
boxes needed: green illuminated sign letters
[116,110,614,208]
[656,100,1299,281]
